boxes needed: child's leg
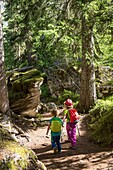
[70,123,76,147]
[51,135,56,148]
[66,122,71,140]
[55,135,61,153]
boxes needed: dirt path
[22,113,113,170]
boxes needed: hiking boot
[53,147,57,154]
[58,150,61,154]
[65,138,71,142]
[70,146,76,150]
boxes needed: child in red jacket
[63,99,80,149]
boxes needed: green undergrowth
[88,95,113,146]
[58,89,79,106]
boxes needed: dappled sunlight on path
[24,114,113,170]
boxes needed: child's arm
[63,109,68,122]
[74,111,81,124]
[63,115,66,123]
[46,123,51,136]
[76,111,81,120]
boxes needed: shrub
[58,89,79,106]
[88,96,113,146]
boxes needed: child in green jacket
[46,109,63,153]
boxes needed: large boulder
[0,112,47,170]
[0,128,46,170]
[7,68,43,117]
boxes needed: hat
[64,99,73,106]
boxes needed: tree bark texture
[0,5,9,113]
[79,16,97,112]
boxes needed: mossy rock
[0,124,47,170]
[7,68,44,115]
[0,140,46,170]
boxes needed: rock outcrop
[7,68,43,117]
[0,121,47,170]
[46,65,113,99]
[7,66,113,116]
[46,66,80,98]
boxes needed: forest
[0,0,113,169]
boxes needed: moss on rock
[7,68,44,116]
[0,115,47,170]
[0,140,46,170]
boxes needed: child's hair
[51,109,58,117]
[65,105,73,109]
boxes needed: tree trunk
[79,16,97,113]
[0,5,9,113]
[26,41,32,66]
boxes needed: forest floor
[17,110,113,170]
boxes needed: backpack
[51,119,62,132]
[69,109,79,123]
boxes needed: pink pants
[66,122,76,147]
